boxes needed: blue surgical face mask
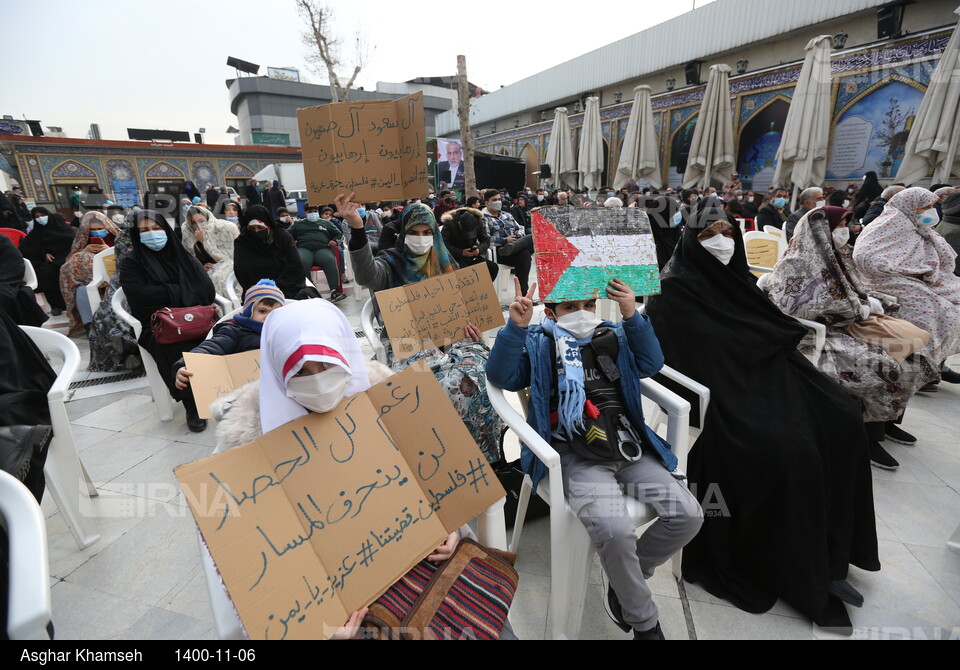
[774,198,787,208]
[671,211,683,227]
[90,229,109,238]
[306,212,320,223]
[36,216,49,225]
[226,216,239,223]
[140,230,168,251]
[356,208,366,219]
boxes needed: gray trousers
[557,446,703,632]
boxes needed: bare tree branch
[296,0,368,103]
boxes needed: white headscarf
[258,299,370,433]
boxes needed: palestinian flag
[532,207,661,303]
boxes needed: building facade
[437,0,959,191]
[227,77,460,147]
[0,136,301,211]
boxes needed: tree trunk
[457,55,477,198]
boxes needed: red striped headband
[282,345,349,378]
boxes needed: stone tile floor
[34,290,960,640]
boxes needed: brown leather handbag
[150,305,218,344]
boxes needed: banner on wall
[827,80,924,180]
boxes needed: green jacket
[289,218,343,250]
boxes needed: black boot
[183,398,207,433]
[634,622,665,640]
[940,362,960,384]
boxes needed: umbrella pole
[790,184,799,213]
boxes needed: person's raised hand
[606,278,637,320]
[334,192,364,229]
[509,277,538,329]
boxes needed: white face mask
[405,235,434,256]
[832,226,850,249]
[916,209,940,227]
[701,234,736,265]
[286,366,351,414]
[555,310,602,339]
[111,214,125,224]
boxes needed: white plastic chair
[736,218,747,237]
[205,306,243,340]
[492,375,692,639]
[0,470,52,639]
[112,289,232,421]
[20,326,101,550]
[360,298,388,365]
[84,246,116,314]
[763,225,784,238]
[949,522,960,556]
[743,231,787,271]
[225,271,242,311]
[487,246,514,304]
[23,258,38,290]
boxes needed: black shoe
[828,579,864,608]
[918,382,939,393]
[601,575,631,633]
[50,307,63,316]
[329,289,347,303]
[814,595,853,636]
[884,424,916,446]
[940,365,960,384]
[869,441,899,471]
[185,405,208,433]
[634,622,665,640]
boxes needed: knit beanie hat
[943,192,960,218]
[242,279,285,317]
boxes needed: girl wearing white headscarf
[853,187,960,382]
[207,298,478,639]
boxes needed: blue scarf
[540,318,596,438]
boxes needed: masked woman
[87,227,142,372]
[118,210,216,432]
[233,205,305,300]
[181,205,239,300]
[346,194,504,463]
[645,207,880,634]
[58,211,119,335]
[853,188,960,388]
[19,207,76,315]
[764,206,939,470]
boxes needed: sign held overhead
[532,206,661,303]
[297,92,428,204]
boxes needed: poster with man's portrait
[437,138,466,190]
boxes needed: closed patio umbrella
[614,85,662,190]
[896,7,960,185]
[578,97,604,193]
[683,64,735,189]
[545,107,577,190]
[772,35,834,194]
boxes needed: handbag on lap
[150,305,218,344]
[361,539,519,640]
[844,314,930,364]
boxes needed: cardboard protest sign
[532,206,661,302]
[174,364,505,640]
[376,265,505,361]
[297,92,428,204]
[183,350,261,419]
